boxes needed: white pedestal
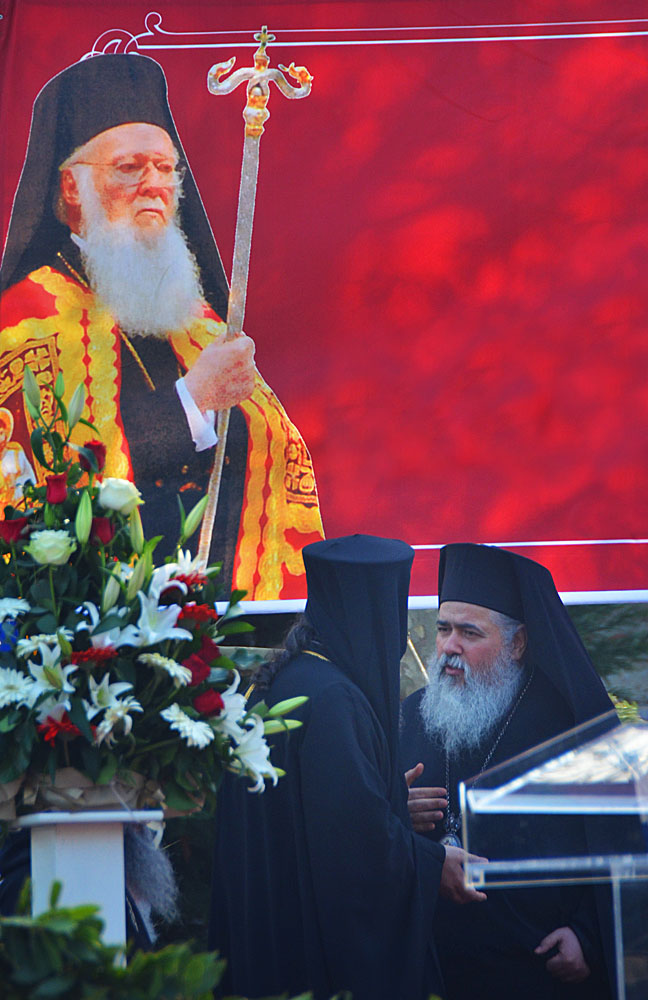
[14,810,164,946]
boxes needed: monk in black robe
[210,534,478,1000]
[401,543,623,1000]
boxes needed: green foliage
[0,886,348,1000]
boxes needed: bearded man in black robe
[0,53,323,598]
[209,534,486,1000]
[401,542,618,1000]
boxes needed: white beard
[74,168,204,337]
[419,649,525,758]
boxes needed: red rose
[183,653,211,687]
[91,516,115,545]
[80,439,107,473]
[46,473,68,504]
[0,516,29,543]
[193,689,224,717]
[198,634,222,664]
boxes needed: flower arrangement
[0,369,301,822]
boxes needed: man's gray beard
[75,168,204,337]
[125,824,178,941]
[419,648,525,758]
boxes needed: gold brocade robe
[0,266,324,599]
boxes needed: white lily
[216,671,248,741]
[0,598,30,623]
[83,673,135,720]
[132,593,192,647]
[161,703,215,748]
[233,716,279,793]
[27,644,77,704]
[138,653,192,687]
[76,602,139,649]
[172,549,205,576]
[148,564,186,602]
[95,698,143,744]
[0,667,36,709]
[35,695,72,724]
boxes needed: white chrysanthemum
[132,593,192,646]
[95,698,143,744]
[83,673,135,720]
[27,644,77,703]
[161,704,215,749]
[0,667,35,708]
[138,653,192,687]
[0,598,30,623]
[232,716,278,793]
[16,630,73,659]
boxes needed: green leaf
[219,620,255,636]
[97,756,118,785]
[67,698,93,743]
[163,782,203,813]
[49,881,63,908]
[77,416,99,433]
[30,427,48,469]
[53,372,65,401]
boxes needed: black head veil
[438,542,613,724]
[0,53,229,317]
[303,534,414,751]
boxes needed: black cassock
[401,671,614,1000]
[209,536,445,1000]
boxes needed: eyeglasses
[68,158,186,188]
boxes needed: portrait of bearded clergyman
[0,54,324,599]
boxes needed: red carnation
[91,517,115,545]
[183,653,211,687]
[37,712,81,744]
[46,473,68,504]
[80,439,106,473]
[0,516,29,543]
[69,646,118,665]
[198,634,222,664]
[193,689,224,717]
[179,603,218,623]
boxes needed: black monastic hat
[0,53,229,317]
[303,534,414,751]
[438,543,613,724]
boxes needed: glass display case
[461,710,648,999]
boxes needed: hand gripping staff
[197,27,313,567]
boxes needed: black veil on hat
[303,534,414,751]
[0,53,229,317]
[438,542,613,725]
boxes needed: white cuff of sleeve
[175,377,217,452]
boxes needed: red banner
[2,1,648,602]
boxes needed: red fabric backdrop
[2,0,648,599]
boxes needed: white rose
[98,478,142,515]
[25,530,77,566]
